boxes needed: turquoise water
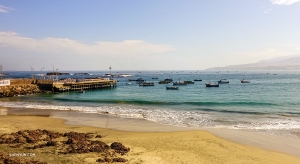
[1,70,300,136]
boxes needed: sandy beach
[1,107,300,164]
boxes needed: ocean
[1,70,300,137]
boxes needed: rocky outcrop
[0,129,130,163]
[0,84,51,97]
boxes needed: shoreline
[1,107,300,159]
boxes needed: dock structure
[52,79,117,92]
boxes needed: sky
[1,0,300,71]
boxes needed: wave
[0,101,300,133]
[52,97,275,107]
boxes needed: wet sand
[1,107,300,163]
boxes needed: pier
[51,78,117,92]
[0,78,117,97]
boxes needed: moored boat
[241,79,250,83]
[139,82,154,86]
[158,78,173,84]
[184,80,195,84]
[173,78,187,85]
[166,86,179,90]
[205,82,219,87]
[194,79,202,81]
[218,79,229,84]
[136,78,145,84]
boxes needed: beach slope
[0,115,299,164]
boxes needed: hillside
[205,56,300,71]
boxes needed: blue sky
[1,0,300,71]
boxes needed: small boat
[139,82,154,86]
[129,78,144,81]
[128,78,137,81]
[241,79,250,83]
[218,79,229,84]
[205,82,219,87]
[184,80,195,84]
[194,79,202,81]
[173,82,187,85]
[173,78,187,85]
[136,78,145,84]
[152,77,158,79]
[126,82,131,85]
[166,86,179,90]
[158,78,173,84]
[77,89,85,93]
[173,81,187,85]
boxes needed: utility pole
[30,66,34,79]
[109,66,112,79]
[0,65,2,80]
[56,68,59,81]
[40,67,44,79]
[51,65,54,80]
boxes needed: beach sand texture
[0,113,300,164]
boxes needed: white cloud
[270,0,300,5]
[0,4,14,13]
[0,31,176,55]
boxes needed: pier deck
[52,79,117,92]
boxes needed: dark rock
[112,157,128,162]
[110,142,130,155]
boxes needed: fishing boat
[218,79,229,84]
[194,79,202,81]
[241,79,250,83]
[205,82,219,87]
[158,78,173,84]
[184,80,195,84]
[77,88,85,93]
[136,78,145,84]
[173,79,187,85]
[139,82,154,86]
[166,86,179,90]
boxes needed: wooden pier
[35,79,117,92]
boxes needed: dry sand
[0,107,300,164]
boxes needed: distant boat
[46,72,70,75]
[194,79,202,81]
[77,88,85,93]
[173,79,187,85]
[218,79,229,84]
[136,78,145,84]
[74,72,92,76]
[152,77,158,79]
[129,78,143,81]
[139,82,154,86]
[126,82,131,85]
[166,86,179,90]
[158,78,173,84]
[205,82,219,87]
[184,80,195,84]
[241,79,250,83]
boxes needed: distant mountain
[205,56,300,71]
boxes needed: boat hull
[166,86,179,90]
[205,84,219,87]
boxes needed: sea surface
[1,70,300,137]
